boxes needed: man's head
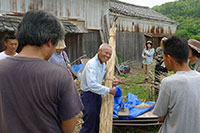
[98,43,112,64]
[162,36,189,70]
[160,37,167,46]
[4,34,18,55]
[17,10,65,59]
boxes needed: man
[80,43,117,133]
[49,40,77,79]
[0,33,18,60]
[153,36,200,133]
[154,37,168,99]
[188,39,200,72]
[0,10,83,133]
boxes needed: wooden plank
[80,58,90,65]
[118,108,129,117]
[113,119,159,123]
[113,122,162,126]
[137,110,158,118]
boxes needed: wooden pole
[99,16,118,133]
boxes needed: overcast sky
[119,0,177,8]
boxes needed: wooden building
[109,0,178,61]
[0,0,177,63]
[0,0,109,63]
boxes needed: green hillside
[152,0,200,40]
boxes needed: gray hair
[17,10,65,47]
[98,43,112,51]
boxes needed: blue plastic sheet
[113,86,155,119]
[120,65,129,71]
[71,64,84,75]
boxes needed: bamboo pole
[99,16,117,133]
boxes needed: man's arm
[158,116,166,122]
[59,70,83,133]
[61,116,77,133]
[67,64,77,80]
[153,79,169,120]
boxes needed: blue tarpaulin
[71,64,84,75]
[113,86,155,119]
[120,65,129,71]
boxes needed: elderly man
[0,33,18,60]
[153,36,200,133]
[49,40,70,68]
[0,10,83,133]
[80,43,117,133]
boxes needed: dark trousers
[80,91,102,133]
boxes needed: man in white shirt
[153,36,200,133]
[0,34,18,60]
[80,43,117,133]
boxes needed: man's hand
[67,64,71,69]
[158,116,165,122]
[109,87,116,96]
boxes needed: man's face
[56,49,63,54]
[5,39,18,53]
[188,47,193,60]
[162,48,172,71]
[161,44,170,70]
[98,46,112,63]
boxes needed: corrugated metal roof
[110,0,177,24]
[62,21,88,33]
[0,16,20,32]
[0,15,87,33]
[0,0,110,30]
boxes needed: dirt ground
[73,63,160,133]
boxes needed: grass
[119,67,156,102]
[74,65,163,133]
[113,65,160,133]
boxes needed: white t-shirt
[153,70,200,133]
[0,51,18,60]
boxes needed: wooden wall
[65,31,145,64]
[0,31,145,63]
[116,31,145,62]
[65,32,102,64]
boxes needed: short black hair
[17,10,65,48]
[163,36,189,64]
[4,33,16,42]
